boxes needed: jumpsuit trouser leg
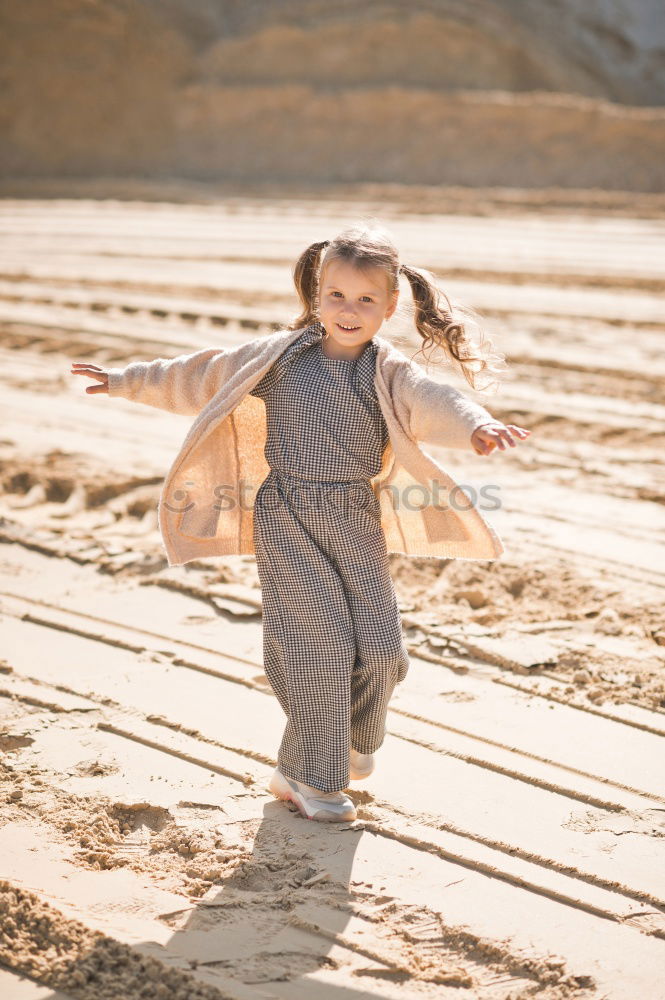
[253,470,410,793]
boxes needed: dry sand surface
[1,190,664,998]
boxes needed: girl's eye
[330,292,373,302]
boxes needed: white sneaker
[349,747,375,781]
[269,769,357,823]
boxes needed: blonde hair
[288,222,507,392]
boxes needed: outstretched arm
[106,347,231,415]
[71,341,259,416]
[404,365,530,453]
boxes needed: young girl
[71,223,530,825]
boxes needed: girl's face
[318,259,398,357]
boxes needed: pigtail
[400,264,508,393]
[287,240,330,331]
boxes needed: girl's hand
[471,421,531,455]
[70,362,109,394]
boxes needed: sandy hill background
[1,0,664,190]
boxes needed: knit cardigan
[106,324,505,566]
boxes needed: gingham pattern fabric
[251,322,410,792]
[249,321,390,479]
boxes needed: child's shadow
[164,795,385,998]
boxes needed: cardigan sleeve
[105,335,268,416]
[106,347,231,416]
[403,363,498,451]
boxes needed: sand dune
[2,0,664,189]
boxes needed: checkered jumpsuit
[250,322,410,792]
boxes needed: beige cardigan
[107,324,505,566]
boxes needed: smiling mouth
[337,323,360,332]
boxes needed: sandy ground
[0,191,664,999]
